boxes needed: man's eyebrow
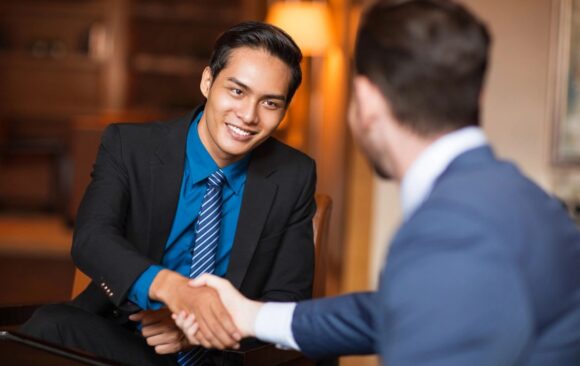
[227,77,287,102]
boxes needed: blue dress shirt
[128,111,250,310]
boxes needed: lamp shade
[266,2,333,56]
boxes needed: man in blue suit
[175,0,580,364]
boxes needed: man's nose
[236,101,258,124]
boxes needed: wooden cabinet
[128,0,244,109]
[0,0,107,210]
[0,0,265,212]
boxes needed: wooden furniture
[312,194,332,299]
[0,0,265,211]
[0,1,106,210]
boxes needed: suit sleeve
[71,124,156,307]
[292,292,377,358]
[259,158,317,302]
[376,202,535,366]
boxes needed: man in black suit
[22,21,316,366]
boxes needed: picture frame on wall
[551,0,580,165]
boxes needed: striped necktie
[178,169,226,366]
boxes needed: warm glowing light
[266,2,333,56]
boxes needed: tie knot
[207,169,225,188]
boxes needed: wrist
[149,269,187,304]
[243,300,263,338]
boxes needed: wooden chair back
[312,193,332,298]
[71,193,333,299]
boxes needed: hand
[175,274,262,345]
[149,269,241,350]
[129,308,188,354]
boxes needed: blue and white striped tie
[178,169,226,366]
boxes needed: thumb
[188,273,221,288]
[188,274,210,287]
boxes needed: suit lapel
[147,108,199,262]
[226,140,278,288]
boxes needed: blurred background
[0,1,577,365]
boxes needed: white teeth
[228,124,252,136]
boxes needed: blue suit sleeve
[378,202,535,366]
[127,265,165,310]
[292,292,376,358]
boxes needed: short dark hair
[209,21,303,105]
[355,0,491,136]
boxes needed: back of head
[209,21,303,105]
[355,0,491,136]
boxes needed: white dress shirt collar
[401,126,487,220]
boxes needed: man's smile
[226,123,258,137]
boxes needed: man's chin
[373,163,392,180]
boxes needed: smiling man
[21,22,316,366]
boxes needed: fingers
[193,289,240,349]
[209,297,241,342]
[154,343,182,355]
[183,325,200,346]
[182,313,199,335]
[194,310,228,349]
[173,311,219,348]
[141,321,170,338]
[193,325,213,349]
[150,331,186,354]
[145,330,181,347]
[137,308,190,354]
[128,311,147,322]
[175,312,201,346]
[129,308,171,326]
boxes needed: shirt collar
[186,111,250,195]
[400,126,487,220]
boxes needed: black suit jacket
[71,105,316,317]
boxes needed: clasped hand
[172,274,263,349]
[143,270,253,352]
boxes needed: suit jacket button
[112,309,120,318]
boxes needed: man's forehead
[215,47,291,96]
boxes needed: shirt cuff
[127,265,165,310]
[254,302,300,351]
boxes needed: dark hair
[355,0,491,135]
[209,21,303,105]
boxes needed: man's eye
[231,88,243,96]
[264,100,281,109]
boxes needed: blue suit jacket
[292,146,580,365]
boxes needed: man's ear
[200,67,213,98]
[353,76,386,129]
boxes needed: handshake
[129,272,263,354]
